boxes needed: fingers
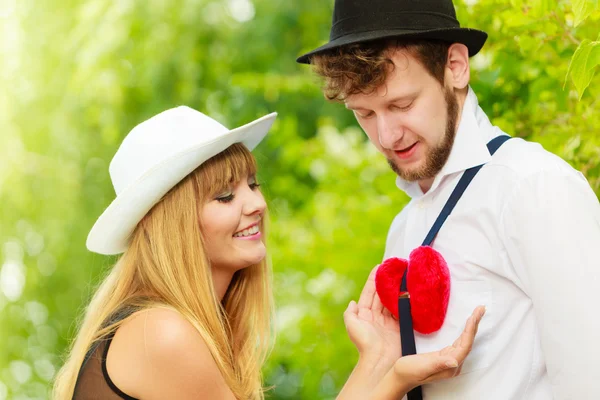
[357,264,380,310]
[382,307,395,320]
[464,305,485,337]
[343,300,358,323]
[347,300,358,314]
[447,305,485,364]
[416,352,464,384]
[398,306,486,386]
[453,306,485,348]
[371,289,385,314]
[394,353,459,386]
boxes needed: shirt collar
[395,87,497,199]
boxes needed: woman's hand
[369,305,486,399]
[343,265,400,370]
[339,263,486,400]
[338,265,402,400]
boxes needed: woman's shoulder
[123,307,202,350]
[107,307,235,399]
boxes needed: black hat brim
[296,27,488,64]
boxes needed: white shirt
[385,88,600,400]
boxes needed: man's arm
[501,169,600,399]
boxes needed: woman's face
[201,174,267,271]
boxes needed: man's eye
[216,194,234,203]
[394,102,413,111]
[358,111,374,119]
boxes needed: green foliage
[0,0,599,399]
[565,0,600,99]
[572,0,599,26]
[567,39,600,98]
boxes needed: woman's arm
[336,354,395,400]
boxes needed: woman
[53,106,484,399]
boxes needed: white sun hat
[86,106,277,255]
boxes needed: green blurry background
[1,0,599,399]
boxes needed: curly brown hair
[311,39,451,102]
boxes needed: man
[297,0,600,399]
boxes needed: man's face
[345,49,459,184]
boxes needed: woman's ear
[445,43,470,90]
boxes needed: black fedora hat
[297,0,487,64]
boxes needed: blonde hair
[53,143,273,399]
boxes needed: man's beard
[387,87,459,182]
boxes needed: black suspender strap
[399,135,511,400]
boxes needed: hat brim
[86,112,277,255]
[297,27,488,64]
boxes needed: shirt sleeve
[500,169,600,399]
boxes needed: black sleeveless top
[72,308,139,400]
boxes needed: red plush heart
[374,257,408,319]
[375,246,451,334]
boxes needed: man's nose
[377,116,403,150]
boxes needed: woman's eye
[216,193,234,203]
[357,111,374,119]
[248,175,261,190]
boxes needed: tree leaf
[531,0,553,17]
[572,0,600,26]
[565,39,600,99]
[510,0,523,8]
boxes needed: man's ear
[445,43,470,90]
